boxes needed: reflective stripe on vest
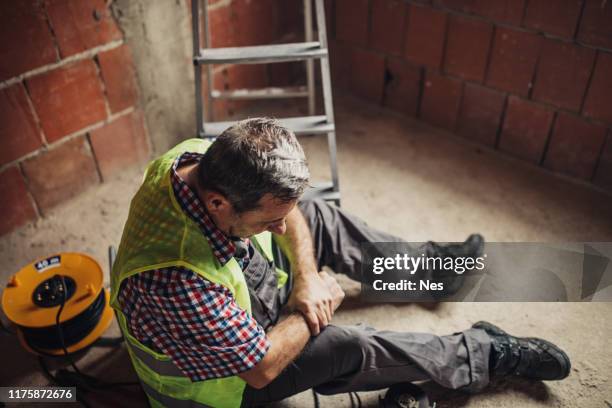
[125,339,184,377]
[141,381,213,408]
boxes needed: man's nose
[267,220,286,235]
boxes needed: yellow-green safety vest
[111,138,288,408]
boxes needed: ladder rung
[201,116,334,138]
[301,182,340,202]
[211,86,309,100]
[195,42,327,65]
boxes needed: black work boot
[424,234,485,297]
[427,234,485,259]
[473,321,571,381]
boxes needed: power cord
[0,317,15,335]
[36,275,139,407]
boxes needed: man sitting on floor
[110,118,570,408]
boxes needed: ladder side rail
[304,0,316,116]
[314,0,340,196]
[203,0,214,123]
[192,0,203,137]
[313,0,333,124]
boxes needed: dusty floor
[1,94,612,407]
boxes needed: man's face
[226,194,297,238]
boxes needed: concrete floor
[1,93,611,407]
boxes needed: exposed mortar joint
[40,0,62,63]
[21,81,49,146]
[92,56,114,118]
[0,40,124,91]
[0,107,135,174]
[17,162,42,219]
[208,0,233,12]
[212,64,232,74]
[84,133,104,183]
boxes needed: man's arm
[273,205,318,277]
[239,313,310,388]
[273,206,337,335]
[119,268,272,382]
[239,272,344,389]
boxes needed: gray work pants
[241,199,491,406]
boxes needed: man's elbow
[245,375,272,390]
[239,365,276,389]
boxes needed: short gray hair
[197,118,310,213]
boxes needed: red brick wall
[0,0,150,235]
[201,0,303,119]
[330,0,612,193]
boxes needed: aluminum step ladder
[191,0,340,206]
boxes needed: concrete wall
[329,0,612,193]
[111,0,196,154]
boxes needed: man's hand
[273,205,344,335]
[319,271,345,312]
[240,274,343,389]
[288,271,345,336]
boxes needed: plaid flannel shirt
[117,153,270,381]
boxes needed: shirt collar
[170,153,239,266]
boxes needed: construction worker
[110,118,571,408]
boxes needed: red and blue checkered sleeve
[120,267,270,381]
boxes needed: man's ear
[202,190,232,215]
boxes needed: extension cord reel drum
[1,253,113,356]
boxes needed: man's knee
[340,324,376,350]
[297,198,329,235]
[306,325,373,395]
[298,197,326,216]
[314,325,373,364]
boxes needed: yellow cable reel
[1,253,113,356]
